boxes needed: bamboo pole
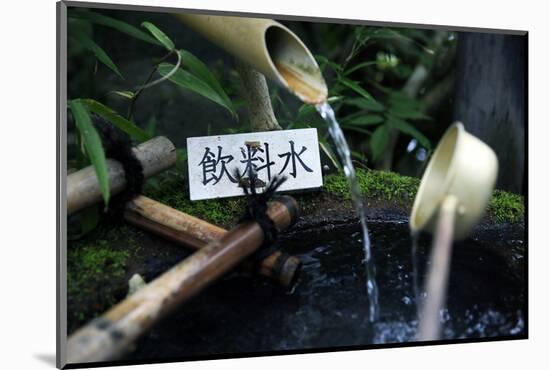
[67,196,299,364]
[67,136,176,215]
[418,195,458,341]
[124,195,301,287]
[235,60,282,132]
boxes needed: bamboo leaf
[82,99,151,142]
[69,99,110,206]
[339,78,375,101]
[344,97,385,112]
[388,92,430,120]
[108,90,135,99]
[141,21,174,51]
[370,124,390,161]
[389,104,431,120]
[315,55,344,74]
[319,139,342,172]
[342,125,373,135]
[343,114,384,126]
[297,103,317,121]
[344,61,377,76]
[72,30,123,79]
[178,49,236,119]
[145,115,157,137]
[387,115,431,149]
[158,63,236,117]
[69,10,160,45]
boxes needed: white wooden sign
[187,128,323,201]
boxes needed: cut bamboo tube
[67,136,176,215]
[175,14,327,104]
[124,195,301,287]
[67,196,299,364]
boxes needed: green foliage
[145,115,157,137]
[68,10,236,128]
[71,28,123,79]
[286,26,451,170]
[141,21,175,51]
[69,10,160,45]
[158,62,237,118]
[320,49,433,162]
[82,99,151,142]
[179,50,237,120]
[386,114,430,149]
[67,12,238,236]
[108,90,135,99]
[69,99,110,207]
[370,125,391,161]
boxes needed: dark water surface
[126,221,525,361]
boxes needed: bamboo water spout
[175,13,328,104]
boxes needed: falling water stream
[316,102,380,322]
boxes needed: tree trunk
[453,32,526,193]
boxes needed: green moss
[325,169,419,204]
[67,225,139,330]
[488,190,525,223]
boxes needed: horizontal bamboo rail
[67,136,176,215]
[124,195,301,287]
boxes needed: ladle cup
[409,122,498,340]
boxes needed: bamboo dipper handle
[67,136,177,215]
[124,195,301,287]
[66,196,299,364]
[418,195,458,341]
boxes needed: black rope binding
[235,167,287,260]
[92,114,144,220]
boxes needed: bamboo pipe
[417,195,458,341]
[124,195,301,287]
[67,136,176,215]
[66,196,299,364]
[175,13,328,104]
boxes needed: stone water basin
[124,218,525,362]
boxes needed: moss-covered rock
[487,190,525,223]
[67,225,140,329]
[324,169,420,205]
[142,168,524,227]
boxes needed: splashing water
[316,102,380,322]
